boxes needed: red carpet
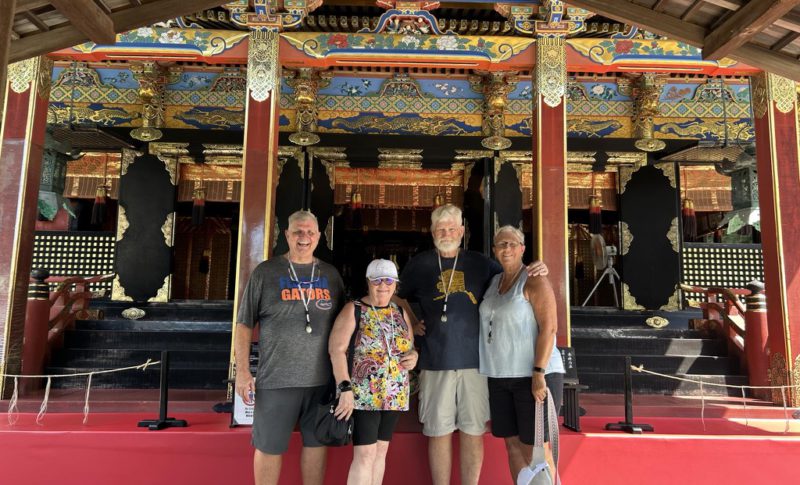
[1,412,799,484]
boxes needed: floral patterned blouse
[351,300,413,411]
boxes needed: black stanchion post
[138,350,188,430]
[605,356,653,434]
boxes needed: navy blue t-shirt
[397,249,502,370]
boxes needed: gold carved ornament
[116,204,129,242]
[622,283,644,310]
[659,288,681,312]
[248,30,281,103]
[148,275,171,303]
[620,221,632,256]
[750,73,796,120]
[535,36,567,109]
[111,275,133,302]
[161,212,175,248]
[667,217,679,253]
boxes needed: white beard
[434,239,461,253]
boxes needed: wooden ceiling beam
[703,0,800,60]
[681,0,707,22]
[567,0,800,81]
[50,0,116,45]
[771,31,800,50]
[9,0,230,63]
[13,0,49,13]
[22,10,49,32]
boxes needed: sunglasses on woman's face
[368,277,397,286]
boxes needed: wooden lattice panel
[32,231,116,294]
[682,243,764,303]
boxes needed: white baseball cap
[366,259,399,280]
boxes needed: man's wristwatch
[533,366,546,375]
[337,380,352,392]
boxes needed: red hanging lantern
[682,198,697,241]
[90,185,107,225]
[588,195,602,235]
[192,186,206,226]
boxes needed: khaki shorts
[418,369,489,437]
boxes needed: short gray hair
[430,204,463,231]
[495,225,524,244]
[288,210,318,230]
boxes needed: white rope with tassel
[1,360,158,426]
[35,377,52,425]
[83,373,93,425]
[7,377,19,426]
[632,364,800,434]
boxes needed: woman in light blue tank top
[479,225,565,483]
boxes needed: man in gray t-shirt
[235,210,344,485]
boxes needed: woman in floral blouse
[330,259,418,485]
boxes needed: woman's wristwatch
[337,380,353,392]
[533,366,546,375]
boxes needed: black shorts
[352,410,402,446]
[251,385,328,454]
[488,373,564,445]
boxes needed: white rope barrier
[631,364,800,434]
[3,359,159,425]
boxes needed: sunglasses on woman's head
[368,277,397,286]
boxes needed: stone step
[88,300,233,322]
[49,348,230,368]
[77,319,231,332]
[571,327,705,339]
[570,308,702,330]
[63,330,230,351]
[578,372,749,396]
[576,354,737,375]
[572,336,726,356]
[46,366,228,390]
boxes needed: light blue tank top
[479,271,565,378]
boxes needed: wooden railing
[22,269,114,389]
[46,273,115,346]
[680,281,769,399]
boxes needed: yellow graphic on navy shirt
[433,269,477,304]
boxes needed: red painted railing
[680,282,769,400]
[22,270,114,391]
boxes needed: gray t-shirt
[237,256,345,389]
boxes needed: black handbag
[314,302,360,446]
[313,387,353,446]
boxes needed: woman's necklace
[287,258,318,334]
[437,251,459,323]
[488,265,524,344]
[369,302,397,357]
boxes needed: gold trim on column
[116,205,129,242]
[793,354,800,407]
[536,36,567,109]
[8,58,36,94]
[147,275,171,303]
[248,30,280,103]
[667,217,679,253]
[36,58,53,101]
[622,283,645,310]
[751,74,769,120]
[161,212,175,248]
[111,275,133,302]
[768,351,787,404]
[770,75,797,115]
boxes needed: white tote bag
[517,388,561,485]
